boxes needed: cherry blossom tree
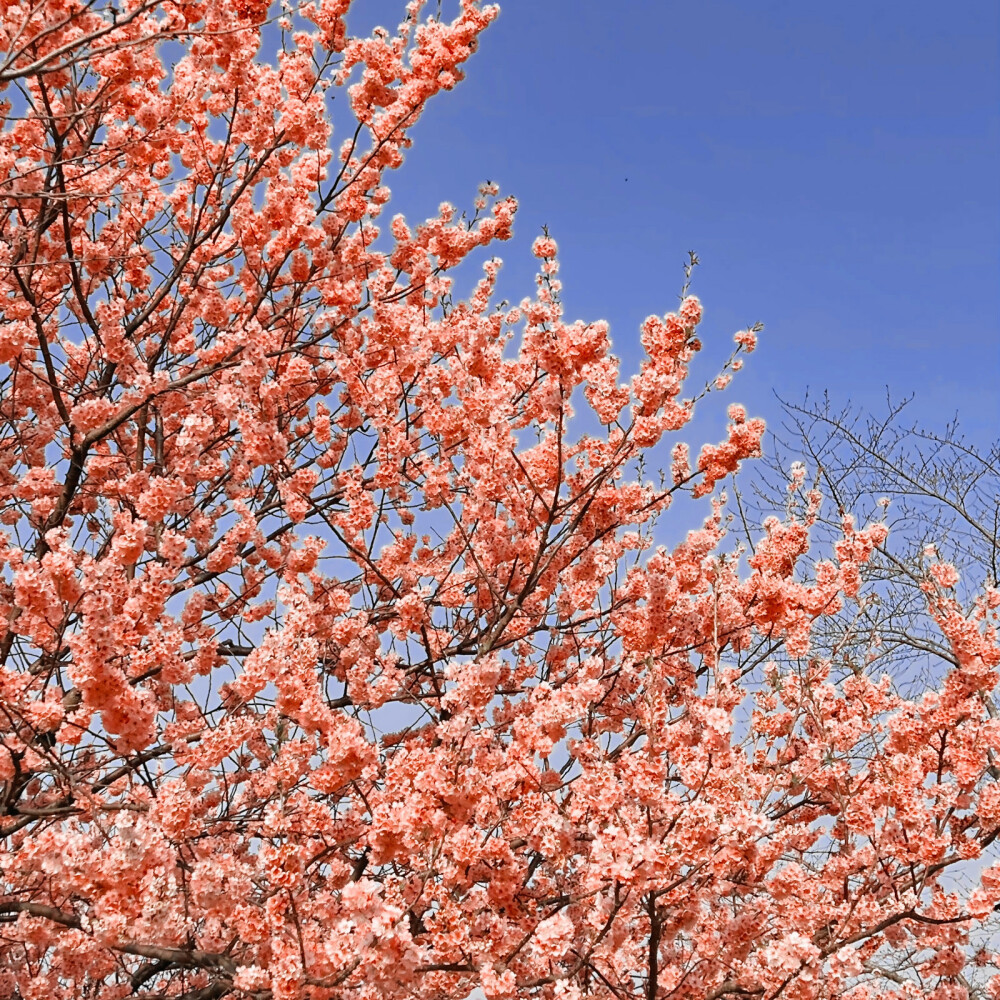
[1,2,999,999]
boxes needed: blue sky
[347,0,999,453]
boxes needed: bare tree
[731,391,999,695]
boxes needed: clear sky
[347,0,1000,453]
